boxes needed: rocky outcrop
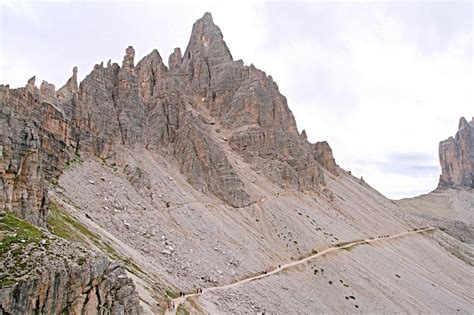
[438,117,474,189]
[0,108,47,227]
[312,141,338,175]
[0,215,141,315]
[0,82,74,227]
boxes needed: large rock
[0,227,142,315]
[438,117,474,189]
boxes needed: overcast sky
[1,0,472,199]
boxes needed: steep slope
[1,12,472,314]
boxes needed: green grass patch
[0,211,45,287]
[176,304,190,315]
[0,277,16,287]
[0,211,44,255]
[47,201,100,244]
[166,290,180,299]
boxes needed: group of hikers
[167,289,204,310]
[167,301,175,311]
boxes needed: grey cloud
[354,152,440,177]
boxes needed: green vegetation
[47,201,100,243]
[166,290,180,299]
[76,257,87,266]
[0,211,44,255]
[64,154,83,170]
[0,211,45,287]
[177,304,190,315]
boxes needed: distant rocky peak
[438,116,474,189]
[458,116,474,130]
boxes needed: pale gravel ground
[197,230,472,314]
[56,149,473,314]
[398,189,474,244]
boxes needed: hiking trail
[165,227,436,314]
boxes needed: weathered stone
[438,117,474,189]
[0,238,142,315]
[56,67,78,119]
[312,141,339,175]
[0,109,48,227]
[168,47,182,70]
[39,80,57,105]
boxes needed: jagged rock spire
[122,46,135,68]
[26,76,36,92]
[184,12,232,62]
[438,117,474,189]
[168,47,182,70]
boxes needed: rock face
[0,83,74,227]
[438,117,474,189]
[0,12,338,212]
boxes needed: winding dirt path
[165,227,436,314]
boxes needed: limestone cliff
[0,12,337,211]
[438,117,474,189]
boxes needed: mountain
[1,13,472,314]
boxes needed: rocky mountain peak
[458,116,474,130]
[168,47,182,70]
[122,45,136,68]
[184,12,232,62]
[438,116,474,189]
[26,76,36,92]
